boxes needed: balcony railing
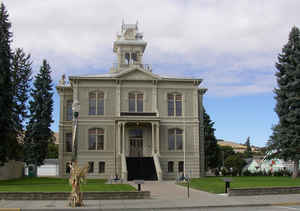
[111,63,152,73]
[120,112,157,117]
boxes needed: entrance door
[129,139,143,157]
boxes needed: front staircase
[126,157,158,181]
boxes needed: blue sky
[4,0,300,147]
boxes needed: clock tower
[110,22,149,73]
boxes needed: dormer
[111,22,150,73]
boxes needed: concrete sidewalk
[1,181,300,210]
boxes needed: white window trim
[167,92,184,117]
[89,91,105,115]
[88,128,105,151]
[128,91,144,112]
[168,128,184,152]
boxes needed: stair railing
[153,153,162,181]
[121,154,128,182]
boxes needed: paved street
[140,206,300,210]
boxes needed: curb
[272,202,300,206]
[5,202,300,210]
[18,203,278,211]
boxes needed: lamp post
[72,100,80,161]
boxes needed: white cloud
[3,0,300,96]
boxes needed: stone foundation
[229,186,300,196]
[0,191,150,200]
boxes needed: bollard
[134,180,144,192]
[225,181,230,193]
[222,178,232,194]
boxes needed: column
[118,122,121,154]
[156,123,160,155]
[152,80,158,113]
[151,122,155,155]
[122,122,125,155]
[116,81,120,116]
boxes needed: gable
[118,68,160,80]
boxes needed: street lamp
[72,100,80,161]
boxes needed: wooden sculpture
[68,161,89,207]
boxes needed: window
[168,93,182,116]
[168,161,174,173]
[65,133,72,152]
[99,162,105,173]
[66,162,71,174]
[168,129,183,151]
[66,100,73,120]
[88,162,94,173]
[129,128,143,138]
[88,128,104,150]
[128,92,143,112]
[89,91,104,115]
[178,161,184,173]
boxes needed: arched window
[128,92,143,112]
[89,91,104,115]
[168,128,183,151]
[168,93,182,116]
[66,100,73,120]
[88,128,104,150]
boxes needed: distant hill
[217,139,260,153]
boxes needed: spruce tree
[24,60,53,171]
[0,3,14,165]
[268,26,300,178]
[11,48,32,133]
[9,48,32,161]
[203,108,221,170]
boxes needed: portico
[116,120,160,157]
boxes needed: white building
[57,23,206,181]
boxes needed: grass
[179,176,300,194]
[0,177,136,192]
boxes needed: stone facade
[57,23,206,180]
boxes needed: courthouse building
[57,23,206,180]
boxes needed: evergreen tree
[24,60,53,170]
[244,137,253,158]
[268,26,300,178]
[0,3,14,165]
[203,108,221,170]
[9,48,32,161]
[47,142,58,159]
[11,48,32,133]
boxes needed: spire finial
[122,19,125,32]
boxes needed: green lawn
[179,176,300,194]
[0,177,136,192]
